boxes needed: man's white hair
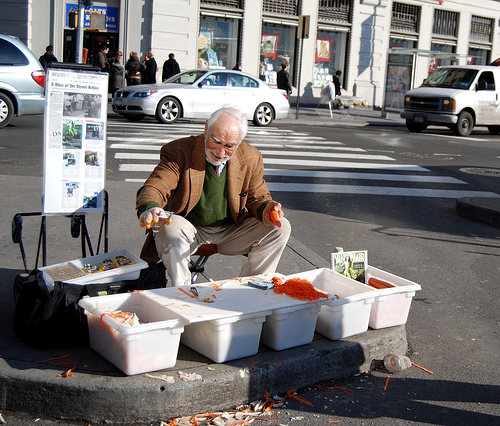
[207,107,248,141]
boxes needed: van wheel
[0,93,14,129]
[453,111,473,136]
[487,125,500,135]
[405,120,427,133]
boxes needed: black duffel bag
[13,262,167,349]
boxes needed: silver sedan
[112,69,290,126]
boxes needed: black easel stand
[11,191,109,273]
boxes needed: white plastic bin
[79,292,187,375]
[180,312,270,363]
[260,304,322,350]
[365,266,421,329]
[290,268,377,340]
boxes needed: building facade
[2,0,500,109]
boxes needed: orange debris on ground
[273,278,328,302]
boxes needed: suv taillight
[32,70,45,88]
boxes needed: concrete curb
[0,326,407,424]
[456,197,500,228]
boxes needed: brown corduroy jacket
[136,134,272,262]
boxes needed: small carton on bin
[79,292,188,375]
[365,266,421,329]
[40,249,148,290]
[290,268,377,340]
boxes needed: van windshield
[422,68,478,89]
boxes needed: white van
[400,65,500,136]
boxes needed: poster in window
[260,33,279,60]
[316,38,333,62]
[207,49,219,68]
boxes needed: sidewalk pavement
[1,107,498,424]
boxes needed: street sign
[297,15,310,39]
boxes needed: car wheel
[0,93,15,129]
[253,103,274,127]
[155,97,181,124]
[405,120,427,133]
[453,111,473,136]
[124,114,145,122]
[487,125,500,135]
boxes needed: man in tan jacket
[136,107,291,286]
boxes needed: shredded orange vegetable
[383,376,391,391]
[54,361,76,378]
[178,288,196,298]
[286,388,313,407]
[273,278,328,302]
[100,311,136,330]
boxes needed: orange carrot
[286,389,313,407]
[270,210,281,227]
[411,362,434,374]
[367,278,395,289]
[383,376,391,391]
[178,288,196,298]
[34,354,71,364]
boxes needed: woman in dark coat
[125,52,146,86]
[109,51,124,95]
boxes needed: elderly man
[137,107,291,286]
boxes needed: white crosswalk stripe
[107,121,500,199]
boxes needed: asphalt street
[1,106,499,425]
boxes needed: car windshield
[165,70,208,84]
[421,68,478,89]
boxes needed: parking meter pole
[295,38,304,120]
[76,0,85,63]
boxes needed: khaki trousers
[154,215,291,286]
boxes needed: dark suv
[0,34,45,128]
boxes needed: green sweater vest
[186,163,233,227]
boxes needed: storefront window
[385,38,415,111]
[430,43,456,70]
[313,30,347,88]
[198,16,240,70]
[260,23,297,85]
[468,47,490,65]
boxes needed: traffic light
[297,15,310,39]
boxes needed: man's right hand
[139,207,168,229]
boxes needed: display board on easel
[42,64,108,215]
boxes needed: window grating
[318,0,351,23]
[262,0,298,16]
[200,0,241,8]
[391,2,420,34]
[433,9,459,38]
[470,16,493,43]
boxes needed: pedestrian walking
[162,53,180,81]
[277,62,292,101]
